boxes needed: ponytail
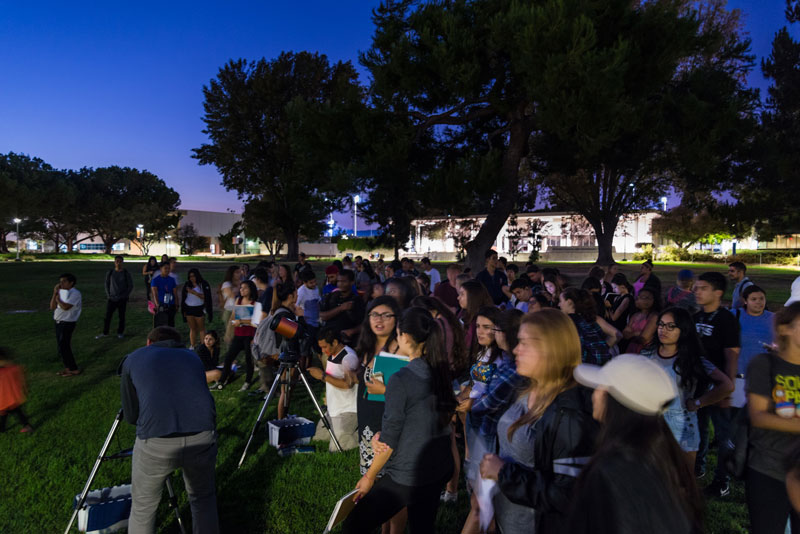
[271,281,295,313]
[399,307,457,428]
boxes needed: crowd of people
[17,252,800,533]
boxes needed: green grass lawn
[0,259,794,533]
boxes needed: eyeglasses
[657,321,678,332]
[369,312,396,321]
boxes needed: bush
[659,246,693,262]
[726,250,800,266]
[633,244,654,262]
[337,237,374,252]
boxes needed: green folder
[367,352,410,401]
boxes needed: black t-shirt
[195,344,219,371]
[294,262,312,275]
[568,449,695,534]
[475,268,509,305]
[694,307,740,370]
[320,290,365,334]
[746,352,800,481]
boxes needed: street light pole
[353,195,360,237]
[13,218,21,261]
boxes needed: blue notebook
[367,352,410,402]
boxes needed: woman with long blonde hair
[479,309,598,534]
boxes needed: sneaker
[704,480,730,499]
[95,334,107,339]
[239,381,252,392]
[117,334,124,339]
[210,382,223,390]
[440,491,458,503]
[19,425,34,434]
[695,467,706,480]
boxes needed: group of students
[27,250,800,533]
[270,252,800,534]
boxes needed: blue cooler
[73,484,132,533]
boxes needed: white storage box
[268,416,315,448]
[73,484,132,533]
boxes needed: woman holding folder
[344,306,457,533]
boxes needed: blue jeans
[696,405,735,483]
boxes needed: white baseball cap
[786,276,800,307]
[573,354,678,416]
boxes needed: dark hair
[416,272,431,294]
[532,293,550,308]
[497,308,524,353]
[742,284,765,301]
[355,296,401,365]
[205,330,219,343]
[584,394,703,531]
[588,266,605,280]
[114,255,124,261]
[510,277,533,291]
[398,307,457,428]
[299,269,316,283]
[642,259,654,269]
[159,261,170,270]
[386,277,418,309]
[147,256,158,267]
[317,326,342,345]
[728,261,746,273]
[270,280,295,312]
[637,286,662,313]
[339,269,356,283]
[475,306,503,364]
[775,302,800,352]
[278,264,291,282]
[252,267,270,284]
[484,249,497,260]
[581,276,602,292]
[148,326,182,343]
[60,273,77,284]
[698,271,727,293]
[611,273,633,293]
[186,268,204,285]
[222,265,239,283]
[389,259,402,272]
[239,280,258,304]
[421,257,431,266]
[542,274,562,297]
[526,264,540,273]
[561,287,597,322]
[410,295,468,376]
[361,259,376,280]
[332,259,344,271]
[498,256,508,266]
[506,263,519,274]
[459,280,494,324]
[658,307,710,396]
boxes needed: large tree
[80,166,181,254]
[533,0,757,264]
[729,0,800,240]
[193,51,363,260]
[0,153,54,252]
[363,0,756,268]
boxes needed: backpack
[252,306,293,362]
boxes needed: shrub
[633,244,654,262]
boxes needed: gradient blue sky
[0,1,794,221]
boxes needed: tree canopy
[193,51,364,260]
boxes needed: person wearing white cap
[786,275,800,307]
[568,354,704,534]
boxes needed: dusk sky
[1,1,795,224]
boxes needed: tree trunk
[284,229,299,261]
[102,235,116,255]
[590,217,619,265]
[463,115,530,273]
[0,231,8,253]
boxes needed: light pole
[353,195,360,237]
[660,196,667,212]
[13,218,21,261]
[136,224,144,255]
[165,235,171,256]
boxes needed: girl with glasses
[640,307,733,469]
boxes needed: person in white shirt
[307,327,359,451]
[421,257,442,294]
[50,273,82,376]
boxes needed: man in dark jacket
[480,385,598,534]
[97,255,133,339]
[119,326,219,534]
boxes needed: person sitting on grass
[196,330,221,384]
[307,327,360,451]
[0,347,33,434]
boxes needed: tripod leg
[64,410,123,534]
[297,370,343,453]
[164,476,187,534]
[238,363,285,468]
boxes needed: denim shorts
[663,408,700,452]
